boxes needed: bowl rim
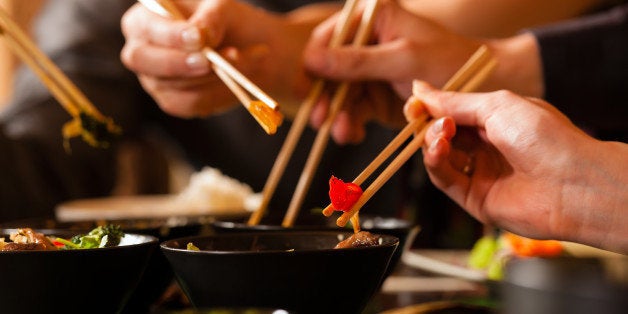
[212,215,414,230]
[160,231,400,255]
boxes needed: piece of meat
[335,231,381,249]
[4,228,58,251]
[1,242,49,251]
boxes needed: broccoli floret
[67,225,124,249]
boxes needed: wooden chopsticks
[324,45,497,228]
[247,0,363,226]
[0,6,121,150]
[280,0,380,227]
[138,0,282,134]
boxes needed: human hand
[120,0,313,118]
[406,81,628,252]
[302,0,482,144]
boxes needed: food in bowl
[335,230,380,248]
[0,227,158,314]
[468,231,564,280]
[161,232,398,314]
[0,225,125,251]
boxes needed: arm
[400,0,608,37]
[303,1,628,144]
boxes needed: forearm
[482,33,544,98]
[558,140,628,253]
[401,0,605,37]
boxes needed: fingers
[411,80,507,128]
[422,130,472,206]
[331,111,367,145]
[138,74,236,118]
[121,43,211,77]
[121,3,205,49]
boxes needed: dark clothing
[0,0,405,223]
[532,3,628,141]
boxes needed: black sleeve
[531,4,628,141]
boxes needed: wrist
[483,33,544,98]
[557,140,628,253]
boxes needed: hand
[120,0,328,118]
[302,0,482,144]
[406,81,628,252]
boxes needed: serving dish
[401,233,628,284]
[0,217,210,314]
[161,231,398,314]
[501,256,628,314]
[212,215,415,277]
[0,228,158,314]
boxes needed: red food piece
[329,176,363,212]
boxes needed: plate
[400,228,488,282]
[402,249,488,282]
[400,228,624,283]
[55,195,251,222]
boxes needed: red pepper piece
[329,175,363,212]
[52,241,65,248]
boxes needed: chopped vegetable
[59,225,124,249]
[468,231,564,281]
[468,234,499,269]
[247,100,283,135]
[62,110,121,153]
[187,242,200,251]
[504,232,563,257]
[328,175,363,212]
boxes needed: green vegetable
[487,256,506,280]
[60,225,124,249]
[468,235,498,269]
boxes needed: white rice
[172,167,256,213]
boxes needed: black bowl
[0,217,211,313]
[500,256,628,314]
[161,231,399,314]
[0,228,158,314]
[212,215,414,276]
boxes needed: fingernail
[182,27,201,50]
[428,137,441,153]
[403,96,422,120]
[412,80,433,95]
[432,117,445,134]
[186,52,209,71]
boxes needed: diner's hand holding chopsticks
[323,45,497,228]
[0,7,121,151]
[137,0,283,135]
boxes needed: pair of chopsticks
[138,0,282,134]
[247,0,379,227]
[0,6,121,150]
[323,45,497,228]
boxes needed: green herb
[59,225,124,249]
